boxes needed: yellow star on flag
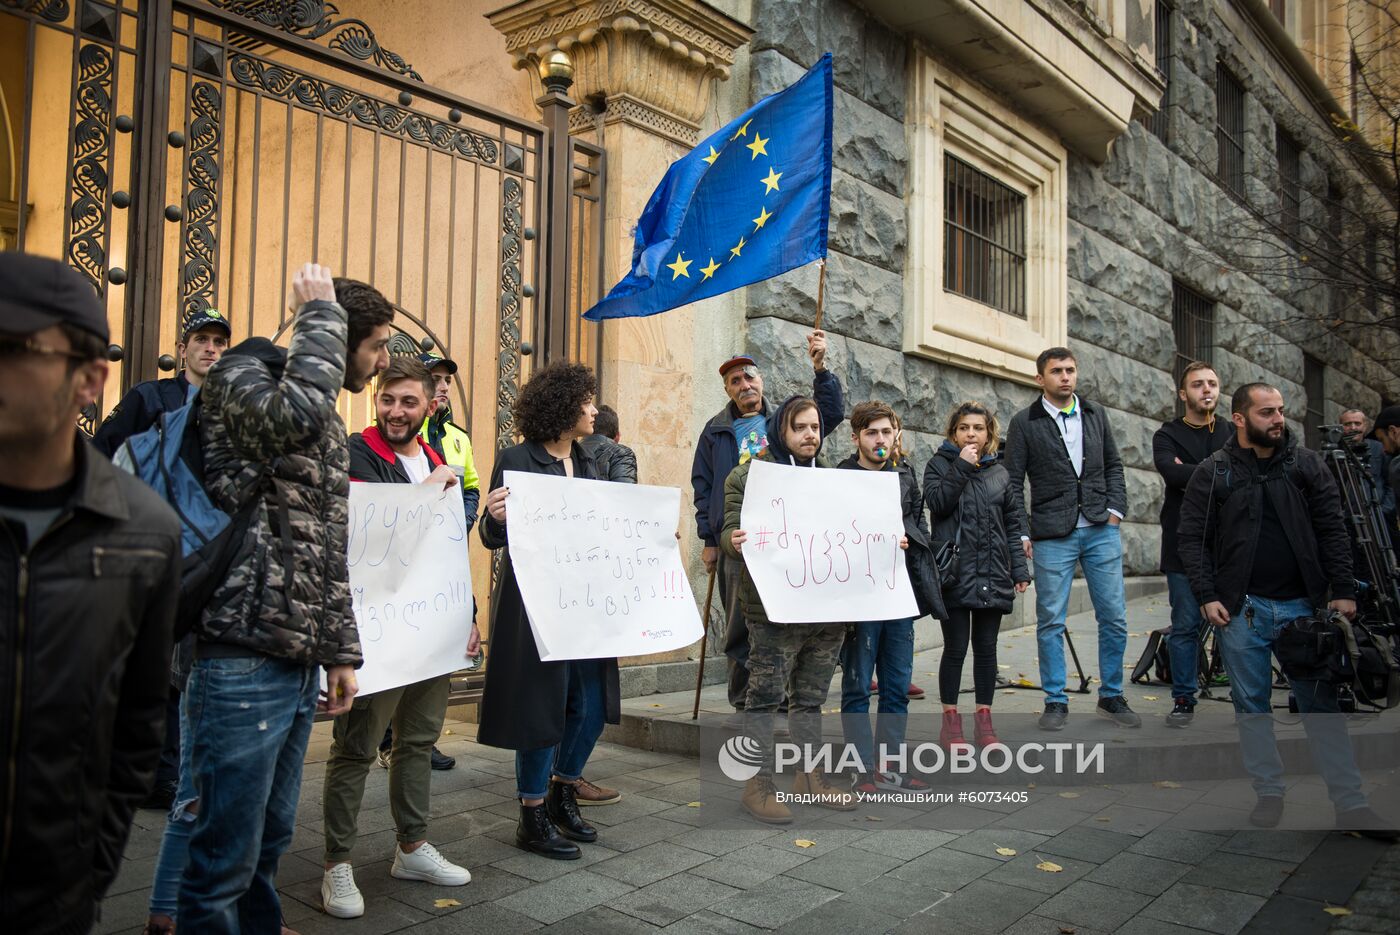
[730,118,752,140]
[666,253,692,279]
[699,257,721,280]
[746,133,769,159]
[730,236,747,259]
[752,206,773,230]
[761,167,782,194]
[702,145,720,166]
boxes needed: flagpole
[813,258,827,331]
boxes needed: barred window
[1303,353,1324,448]
[943,155,1027,318]
[1216,63,1245,197]
[1276,126,1300,244]
[1172,280,1215,416]
[1144,0,1173,142]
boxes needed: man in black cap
[0,252,182,933]
[91,307,231,457]
[691,330,844,709]
[1374,406,1400,515]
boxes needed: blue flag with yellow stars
[582,54,833,321]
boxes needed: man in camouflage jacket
[177,264,392,933]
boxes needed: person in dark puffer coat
[924,401,1030,752]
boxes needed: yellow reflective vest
[420,416,480,492]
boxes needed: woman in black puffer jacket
[923,401,1031,751]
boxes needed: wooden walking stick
[813,257,827,331]
[692,567,717,720]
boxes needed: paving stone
[577,793,676,827]
[280,892,435,934]
[1127,828,1229,863]
[404,901,544,933]
[1034,879,1154,931]
[492,868,637,925]
[542,905,663,933]
[894,879,1045,934]
[595,816,697,853]
[1237,893,1334,935]
[773,894,902,935]
[1038,825,1139,863]
[1083,804,1174,837]
[781,845,903,891]
[1001,914,1112,935]
[489,842,622,883]
[985,851,1098,895]
[831,872,952,920]
[943,827,1052,860]
[1141,882,1268,935]
[1115,919,1217,935]
[707,874,842,929]
[612,872,745,927]
[656,909,767,933]
[383,863,533,914]
[886,843,1003,889]
[907,803,1003,832]
[1279,835,1390,905]
[679,828,786,857]
[989,800,1092,835]
[1085,851,1192,897]
[1182,851,1296,897]
[1217,829,1324,863]
[590,840,715,887]
[689,842,813,888]
[848,829,956,860]
[754,828,872,858]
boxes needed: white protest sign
[737,458,918,623]
[504,471,704,662]
[345,482,474,696]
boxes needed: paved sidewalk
[95,593,1400,934]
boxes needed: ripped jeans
[147,694,198,918]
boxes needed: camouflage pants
[743,620,845,777]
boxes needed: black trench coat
[477,440,622,751]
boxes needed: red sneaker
[973,709,1003,748]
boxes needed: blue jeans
[177,655,319,933]
[1033,524,1128,704]
[1217,595,1367,811]
[839,619,914,773]
[516,659,607,799]
[1166,571,1207,703]
[148,694,199,917]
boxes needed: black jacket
[579,434,638,484]
[836,453,946,620]
[0,437,180,933]
[1003,397,1127,540]
[923,442,1031,614]
[1152,417,1233,573]
[477,441,621,750]
[90,372,192,457]
[1177,431,1355,615]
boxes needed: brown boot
[973,708,1003,748]
[743,775,794,824]
[940,710,973,753]
[792,769,857,811]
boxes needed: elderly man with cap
[0,252,181,933]
[91,307,231,458]
[691,329,844,709]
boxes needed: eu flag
[582,54,833,321]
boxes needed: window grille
[943,154,1027,318]
[1216,63,1246,197]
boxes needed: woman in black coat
[478,361,621,860]
[923,401,1030,751]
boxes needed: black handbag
[932,524,961,585]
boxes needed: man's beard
[381,420,418,446]
[1245,421,1282,448]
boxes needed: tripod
[978,627,1092,695]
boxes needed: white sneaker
[321,862,364,919]
[390,841,471,886]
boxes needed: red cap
[718,355,757,377]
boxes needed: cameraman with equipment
[1178,383,1395,839]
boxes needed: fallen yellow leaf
[1323,907,1353,916]
[995,846,1017,857]
[997,664,1012,670]
[1153,781,1181,789]
[1143,695,1159,701]
[794,839,816,848]
[1094,816,1111,822]
[1014,679,1036,688]
[686,801,703,807]
[1036,860,1064,873]
[1058,792,1080,799]
[865,815,884,822]
[442,729,453,735]
[1027,783,1037,789]
[434,898,461,908]
[650,703,664,708]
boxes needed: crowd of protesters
[3,248,1398,934]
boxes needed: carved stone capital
[487,0,753,146]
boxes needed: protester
[924,401,1030,751]
[692,332,844,710]
[579,403,638,484]
[1004,347,1139,730]
[478,361,620,859]
[319,356,477,918]
[723,395,863,823]
[1152,362,1232,727]
[1177,383,1394,839]
[837,401,935,794]
[0,252,181,934]
[176,264,389,931]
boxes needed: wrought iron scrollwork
[387,332,420,357]
[181,81,222,322]
[213,1,423,80]
[1,0,69,23]
[228,55,498,165]
[66,42,113,293]
[495,177,524,453]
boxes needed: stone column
[489,0,753,668]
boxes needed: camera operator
[1372,406,1400,524]
[1178,383,1395,839]
[1341,408,1395,538]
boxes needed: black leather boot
[515,801,581,859]
[547,779,599,843]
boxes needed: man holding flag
[583,54,841,710]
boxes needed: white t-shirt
[399,447,432,483]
